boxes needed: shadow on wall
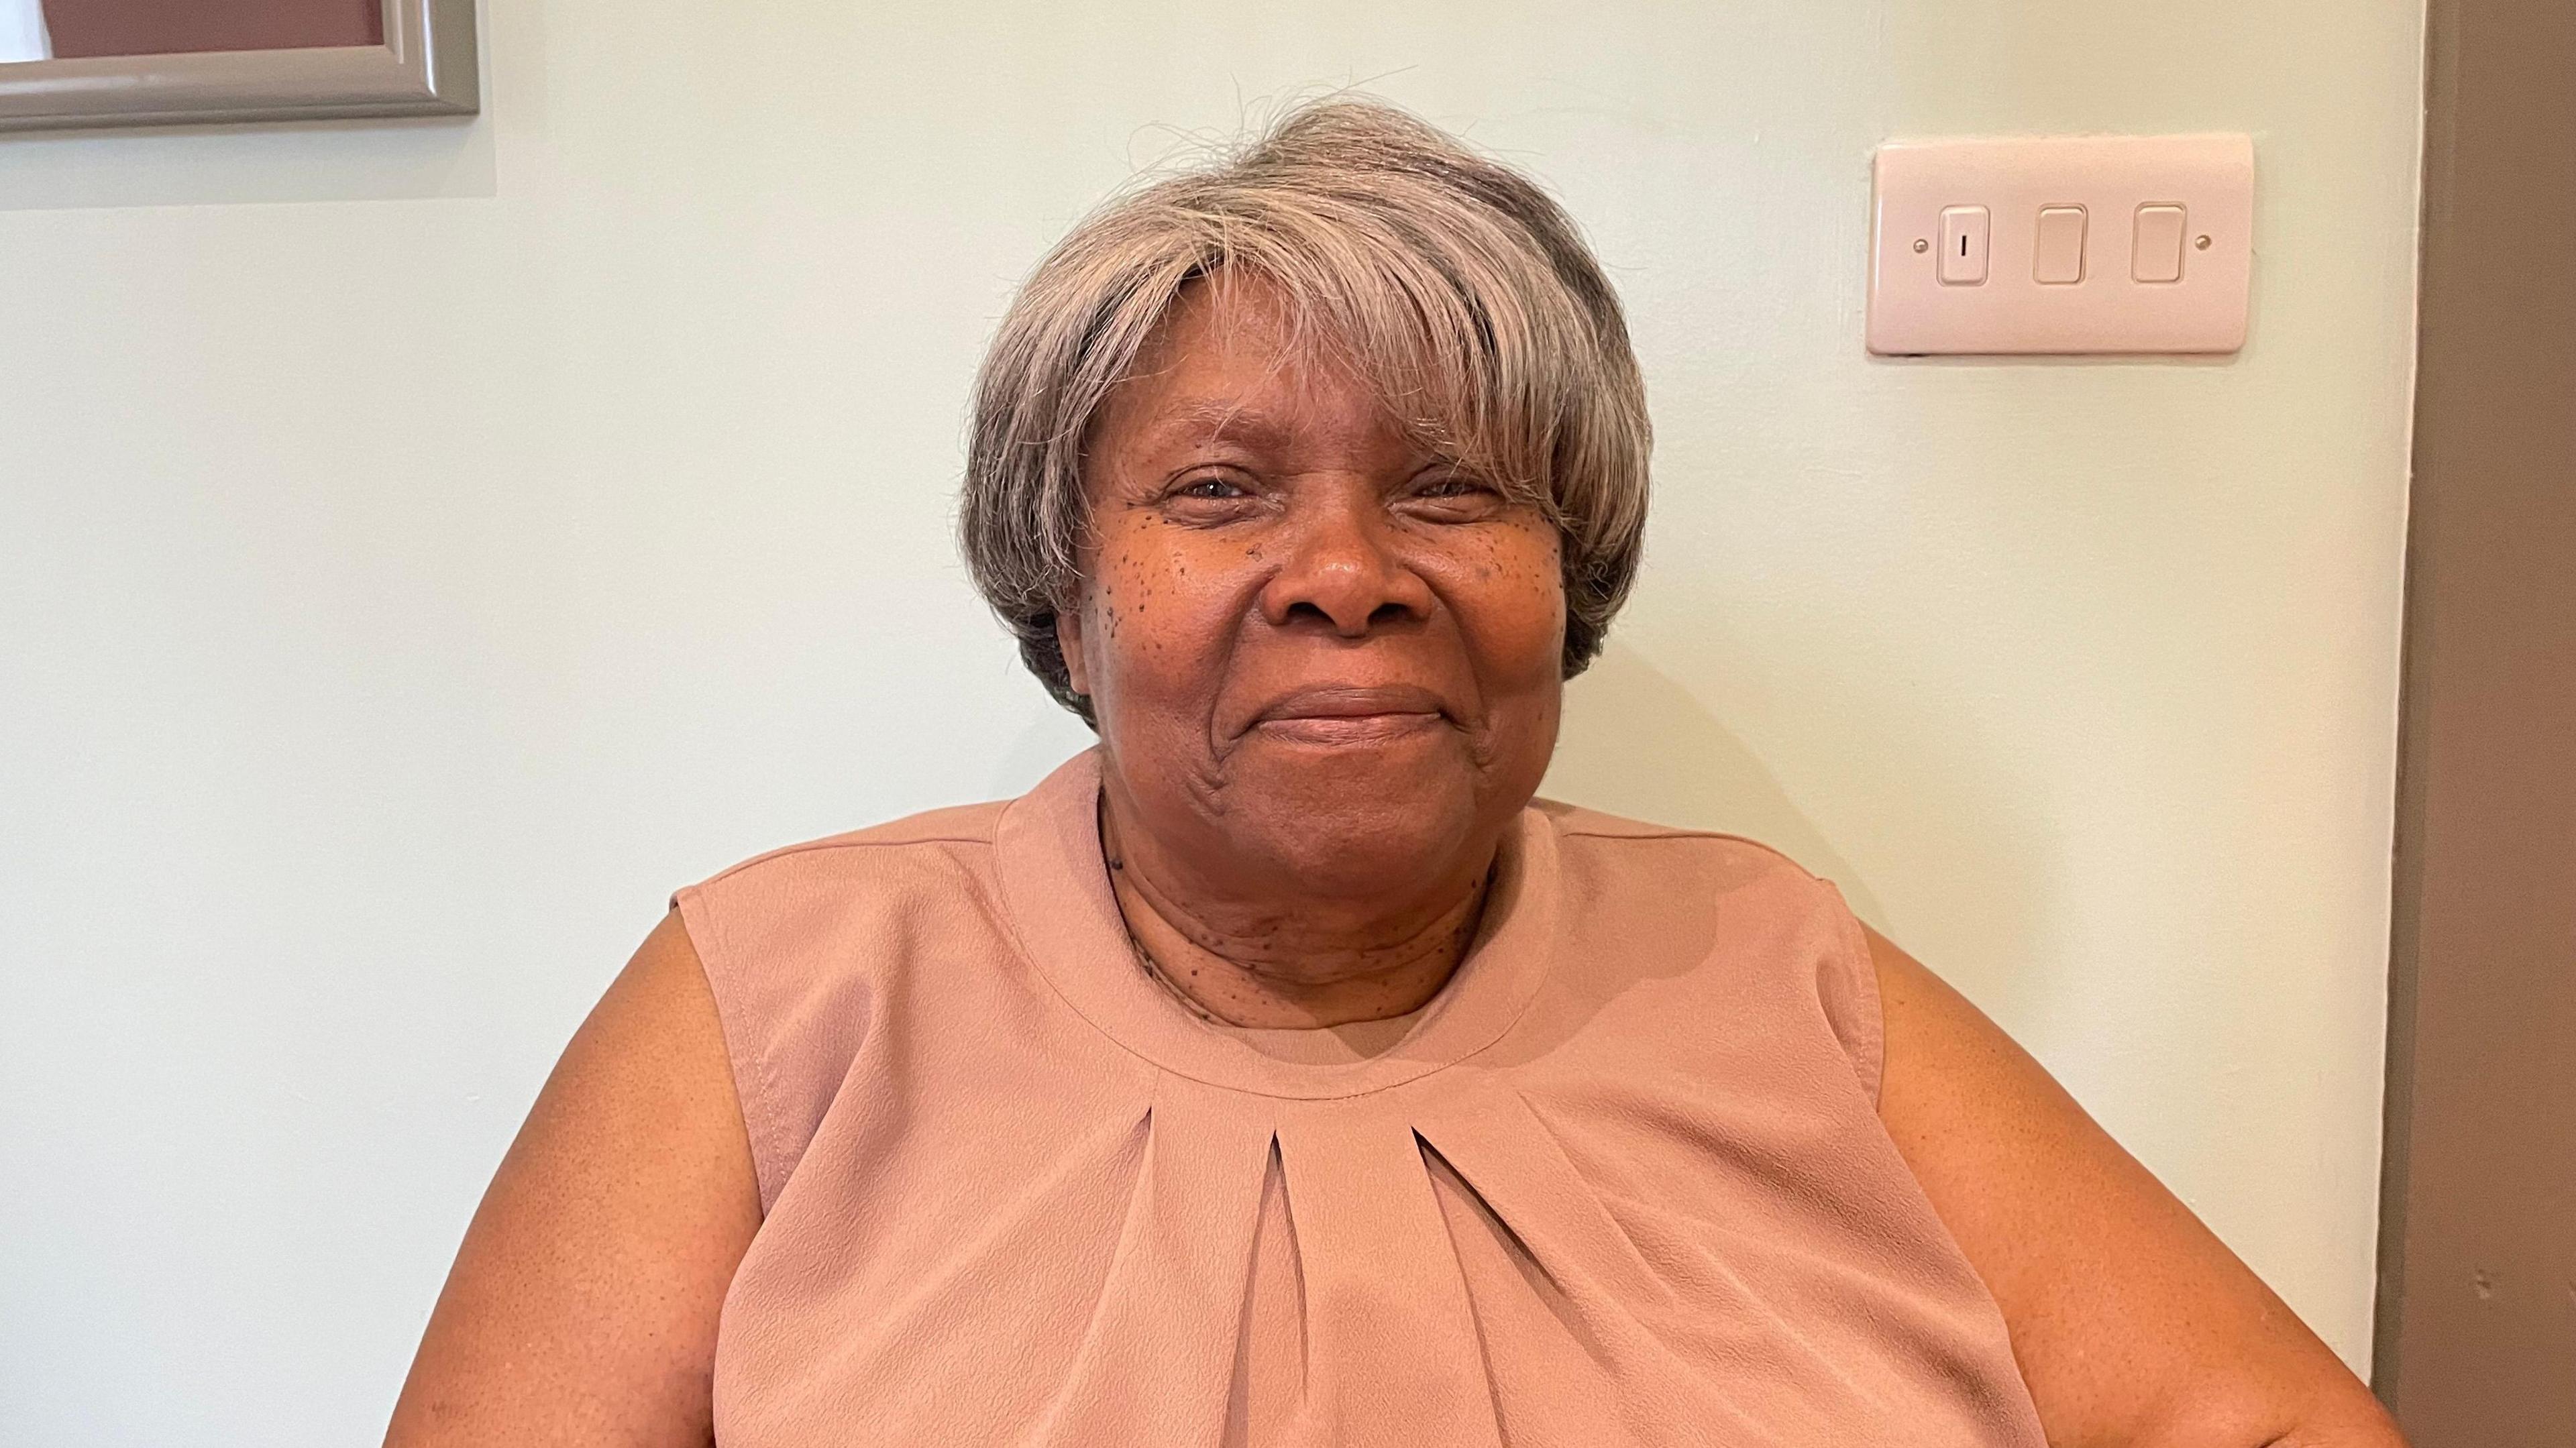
[0,110,493,212]
[1544,643,1890,928]
[1546,638,2066,1046]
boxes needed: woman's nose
[1256,490,1436,636]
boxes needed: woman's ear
[1055,607,1090,697]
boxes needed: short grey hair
[960,96,1651,723]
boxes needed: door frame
[2371,0,2576,1440]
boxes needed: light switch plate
[1867,134,2254,356]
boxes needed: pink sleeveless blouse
[674,749,2047,1446]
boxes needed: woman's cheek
[1091,526,1225,703]
[1455,531,1566,690]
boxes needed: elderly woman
[388,100,2402,1447]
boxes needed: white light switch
[2132,204,2188,282]
[1939,206,1990,284]
[2033,205,2087,284]
[1867,134,2253,355]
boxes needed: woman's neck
[1097,796,1497,1029]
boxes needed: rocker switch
[2034,206,2088,284]
[1939,206,1989,285]
[2133,205,2188,282]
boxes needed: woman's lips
[1245,685,1450,745]
[1252,711,1444,745]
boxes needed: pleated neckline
[994,748,1562,1100]
[1214,1005,1430,1064]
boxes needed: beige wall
[0,1,2424,1440]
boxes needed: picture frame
[0,0,476,133]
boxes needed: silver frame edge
[0,0,478,133]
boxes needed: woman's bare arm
[1869,926,2404,1448]
[386,911,760,1447]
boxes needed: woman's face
[1059,274,1566,900]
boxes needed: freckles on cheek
[1499,533,1568,681]
[1092,531,1175,667]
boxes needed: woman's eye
[1173,476,1248,500]
[1411,473,1497,508]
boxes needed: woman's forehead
[1099,384,1430,474]
[1103,282,1429,454]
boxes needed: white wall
[0,0,50,64]
[0,1,2423,1441]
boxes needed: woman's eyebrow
[1145,400,1297,453]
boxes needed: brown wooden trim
[2373,0,2576,1439]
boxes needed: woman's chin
[1224,787,1490,894]
[1226,730,1476,807]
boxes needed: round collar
[992,748,1562,1100]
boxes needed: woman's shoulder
[669,796,1020,1058]
[1532,796,1833,895]
[669,796,1028,1208]
[1529,796,1880,1093]
[688,797,1012,896]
